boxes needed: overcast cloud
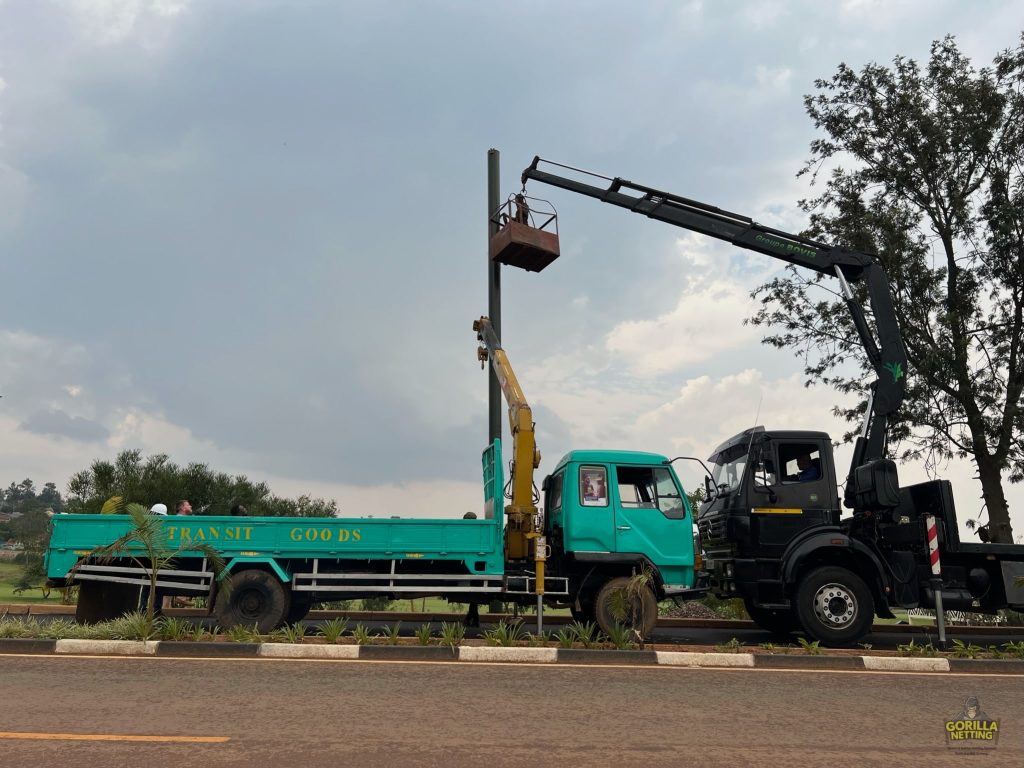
[1,0,1022,534]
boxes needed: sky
[0,0,1021,538]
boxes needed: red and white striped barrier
[925,514,941,575]
[925,514,947,647]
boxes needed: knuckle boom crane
[519,156,1024,646]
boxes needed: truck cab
[543,449,705,624]
[699,428,840,601]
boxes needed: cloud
[741,1,789,29]
[70,0,191,45]
[755,65,794,91]
[605,278,759,375]
[20,409,110,443]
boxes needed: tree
[0,477,64,594]
[10,509,52,593]
[748,35,1024,543]
[2,479,39,515]
[66,450,338,518]
[37,482,64,514]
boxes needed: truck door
[749,439,838,554]
[564,464,617,553]
[613,465,692,571]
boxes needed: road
[0,655,1020,767]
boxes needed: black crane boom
[521,156,909,507]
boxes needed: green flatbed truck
[45,323,706,633]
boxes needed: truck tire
[214,569,290,633]
[744,599,799,636]
[794,566,873,647]
[594,577,657,639]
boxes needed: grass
[0,561,63,605]
[896,639,939,657]
[714,637,745,654]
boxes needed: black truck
[520,157,1024,645]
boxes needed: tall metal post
[487,149,502,445]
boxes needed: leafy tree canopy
[748,35,1024,543]
[65,449,338,518]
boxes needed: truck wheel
[794,566,873,647]
[594,577,657,639]
[744,599,798,636]
[214,569,290,633]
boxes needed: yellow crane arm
[474,316,541,561]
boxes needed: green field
[0,561,65,605]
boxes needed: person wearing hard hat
[149,503,168,515]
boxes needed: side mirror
[541,475,551,492]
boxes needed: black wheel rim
[237,588,267,621]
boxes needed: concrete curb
[656,651,755,667]
[948,658,1024,674]
[54,639,159,656]
[0,638,57,654]
[458,646,558,663]
[1,639,1022,674]
[753,654,865,670]
[258,643,360,660]
[558,648,659,665]
[157,641,259,657]
[358,645,458,661]
[862,656,950,672]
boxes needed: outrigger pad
[489,221,560,272]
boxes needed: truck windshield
[710,447,748,494]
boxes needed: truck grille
[699,514,726,545]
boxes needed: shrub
[383,622,402,645]
[414,623,434,646]
[896,639,938,657]
[603,623,637,650]
[555,627,576,649]
[227,624,262,643]
[351,623,372,645]
[438,621,465,649]
[319,618,349,643]
[715,637,745,654]
[568,621,599,649]
[483,620,526,647]
[158,617,197,642]
[797,638,822,655]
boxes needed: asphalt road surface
[1,655,1020,767]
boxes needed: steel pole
[487,149,502,445]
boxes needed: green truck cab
[46,441,705,634]
[543,450,703,625]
